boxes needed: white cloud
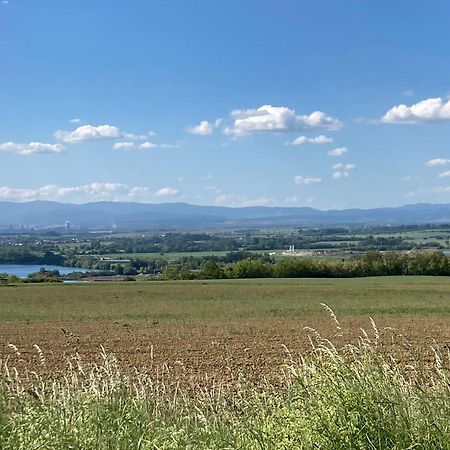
[55,124,121,143]
[290,135,333,145]
[148,130,157,136]
[327,147,348,157]
[332,171,349,179]
[294,175,322,185]
[223,105,342,136]
[402,90,414,97]
[382,97,450,124]
[0,183,159,203]
[154,187,179,197]
[284,196,314,205]
[122,132,147,141]
[139,141,157,149]
[438,171,450,178]
[332,162,355,179]
[214,194,274,207]
[332,163,355,170]
[70,118,81,123]
[113,142,135,150]
[0,141,64,155]
[159,143,180,149]
[113,141,176,150]
[0,183,185,203]
[186,120,215,136]
[425,158,450,167]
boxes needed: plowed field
[2,277,450,387]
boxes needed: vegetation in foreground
[2,310,450,449]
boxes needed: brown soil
[2,316,450,388]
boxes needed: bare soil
[2,316,450,388]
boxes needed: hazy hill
[1,201,450,230]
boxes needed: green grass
[2,316,450,449]
[96,250,234,260]
[2,276,450,323]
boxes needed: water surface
[0,264,86,278]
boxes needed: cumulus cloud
[122,132,148,141]
[0,183,156,203]
[327,147,348,157]
[154,187,179,197]
[332,163,356,170]
[0,183,183,203]
[284,196,314,205]
[55,124,121,143]
[113,140,176,150]
[332,163,355,179]
[139,141,157,149]
[223,105,342,136]
[332,171,350,179]
[438,171,450,178]
[186,120,214,136]
[294,175,322,185]
[425,158,450,167]
[113,142,135,150]
[70,118,81,123]
[0,141,64,155]
[382,97,450,124]
[290,135,333,145]
[214,194,274,207]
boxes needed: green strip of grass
[2,276,450,323]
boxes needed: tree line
[162,251,450,280]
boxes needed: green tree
[200,261,224,279]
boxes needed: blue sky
[2,0,450,209]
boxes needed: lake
[0,264,87,278]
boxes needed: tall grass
[2,308,450,449]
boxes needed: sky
[1,0,450,209]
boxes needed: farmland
[2,277,450,386]
[3,277,450,448]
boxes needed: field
[3,277,450,448]
[2,277,450,387]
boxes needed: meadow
[2,277,450,448]
[2,276,450,322]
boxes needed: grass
[2,310,450,449]
[96,250,243,260]
[2,276,450,323]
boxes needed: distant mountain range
[2,201,450,230]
